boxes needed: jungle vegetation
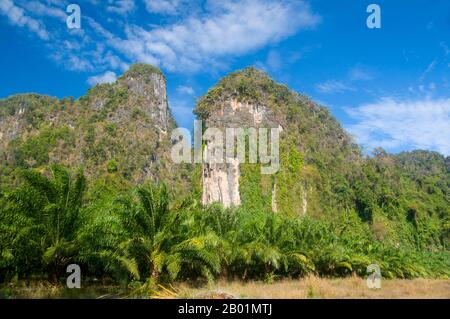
[0,66,448,288]
[0,158,448,286]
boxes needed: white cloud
[114,0,320,72]
[66,54,95,72]
[316,80,355,94]
[346,97,450,155]
[176,85,195,95]
[87,71,117,85]
[265,50,282,71]
[0,0,49,40]
[144,0,186,15]
[1,0,320,77]
[349,66,374,81]
[21,1,67,21]
[106,0,135,15]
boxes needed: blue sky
[1,0,449,155]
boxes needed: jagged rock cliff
[202,158,241,208]
[199,96,282,208]
[195,67,362,215]
[0,64,184,188]
[1,64,447,221]
[118,64,170,133]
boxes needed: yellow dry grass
[176,276,450,299]
[3,277,449,299]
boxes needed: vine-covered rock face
[0,63,185,187]
[197,73,285,208]
[195,67,362,214]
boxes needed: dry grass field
[2,276,449,299]
[176,276,450,299]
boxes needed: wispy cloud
[106,0,135,15]
[316,65,374,94]
[144,0,188,15]
[316,80,355,94]
[21,1,67,21]
[346,97,450,155]
[419,59,438,81]
[87,71,117,85]
[0,0,321,78]
[169,98,195,130]
[176,85,195,95]
[264,50,283,71]
[255,48,305,74]
[349,65,374,81]
[0,0,49,40]
[114,0,320,72]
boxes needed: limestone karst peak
[119,63,164,82]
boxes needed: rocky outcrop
[200,97,281,208]
[271,182,278,212]
[0,64,184,188]
[202,158,241,208]
[203,98,279,129]
[118,65,169,133]
[301,187,308,215]
[0,94,58,162]
[195,67,361,215]
[1,65,365,217]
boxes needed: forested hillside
[0,65,448,287]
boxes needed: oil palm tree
[114,184,221,283]
[228,210,315,280]
[4,164,86,280]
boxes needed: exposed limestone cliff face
[202,157,241,208]
[1,65,364,217]
[301,187,308,215]
[200,96,281,207]
[0,64,185,188]
[195,67,362,215]
[271,182,278,212]
[0,95,60,164]
[0,113,23,146]
[118,67,169,133]
[204,98,279,129]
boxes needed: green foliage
[1,164,448,285]
[11,126,74,168]
[120,63,163,79]
[276,143,305,216]
[77,183,221,283]
[107,160,119,173]
[239,163,271,213]
[0,65,449,287]
[195,67,267,120]
[0,94,62,127]
[104,123,117,137]
[132,107,146,119]
[194,66,362,217]
[0,165,86,280]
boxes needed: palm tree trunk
[151,268,160,282]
